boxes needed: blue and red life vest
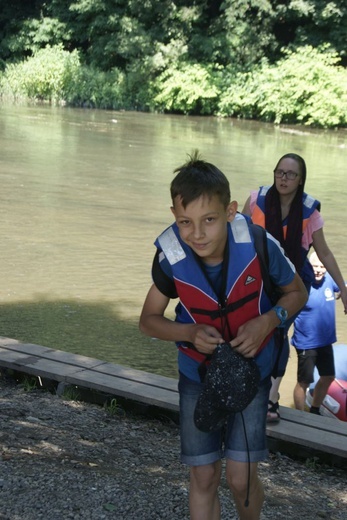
[155,214,274,366]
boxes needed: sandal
[267,400,280,423]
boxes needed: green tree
[202,0,278,68]
[272,1,347,64]
[0,0,40,63]
[45,0,189,71]
[1,1,346,70]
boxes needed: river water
[1,103,347,406]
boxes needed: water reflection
[0,104,346,403]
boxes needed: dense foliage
[218,46,347,127]
[0,0,346,127]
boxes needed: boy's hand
[190,324,224,355]
[230,315,272,358]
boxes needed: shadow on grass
[0,297,178,379]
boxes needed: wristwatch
[272,306,288,327]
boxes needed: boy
[139,152,307,520]
[292,251,342,414]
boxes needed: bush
[1,44,80,102]
[64,66,127,110]
[1,44,347,128]
[152,63,219,115]
[0,44,129,109]
[218,46,347,128]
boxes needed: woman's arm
[241,195,252,215]
[312,227,347,313]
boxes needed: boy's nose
[192,225,204,238]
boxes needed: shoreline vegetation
[1,44,347,129]
[1,2,347,129]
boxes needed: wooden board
[266,409,347,458]
[0,336,346,466]
[0,343,179,411]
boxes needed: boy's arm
[230,273,308,358]
[139,283,223,355]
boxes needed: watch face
[275,306,287,324]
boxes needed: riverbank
[0,370,346,520]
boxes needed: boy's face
[311,257,326,282]
[171,194,238,265]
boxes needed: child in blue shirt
[292,251,342,414]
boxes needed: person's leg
[311,345,335,412]
[179,373,224,518]
[293,380,308,410]
[226,461,263,520]
[267,334,289,421]
[293,347,313,410]
[311,376,335,408]
[267,376,281,421]
[268,375,281,405]
[190,461,222,520]
[225,377,270,520]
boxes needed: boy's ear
[227,201,238,221]
[170,206,176,217]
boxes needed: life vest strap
[190,291,258,320]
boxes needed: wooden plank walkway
[0,337,179,411]
[0,336,346,467]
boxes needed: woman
[242,152,347,421]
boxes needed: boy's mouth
[192,242,208,250]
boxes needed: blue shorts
[178,372,271,466]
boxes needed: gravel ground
[0,370,346,520]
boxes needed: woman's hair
[265,153,307,272]
[171,150,231,209]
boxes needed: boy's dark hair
[171,150,231,208]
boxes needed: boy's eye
[206,217,215,223]
[178,219,190,226]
